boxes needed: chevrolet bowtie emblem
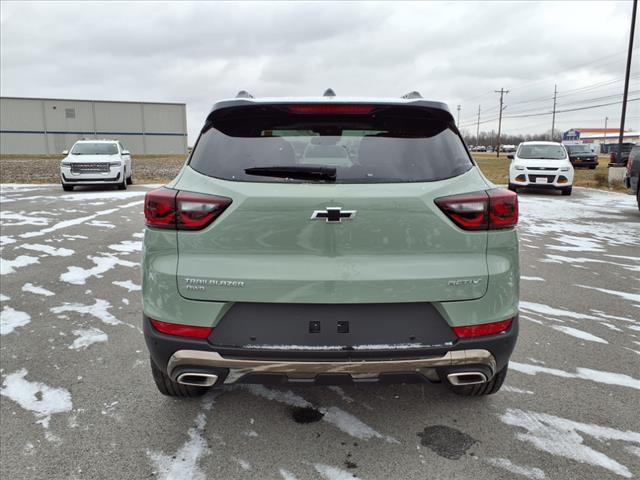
[311,207,357,223]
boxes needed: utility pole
[457,104,461,126]
[551,84,558,141]
[615,0,637,165]
[476,105,481,146]
[604,116,608,144]
[495,88,509,157]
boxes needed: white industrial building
[0,96,188,155]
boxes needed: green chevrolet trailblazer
[142,91,519,398]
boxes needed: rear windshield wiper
[244,165,337,181]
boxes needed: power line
[458,96,639,128]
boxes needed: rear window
[566,144,592,154]
[517,144,567,160]
[189,105,472,183]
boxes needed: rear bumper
[143,314,518,386]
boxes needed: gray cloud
[1,1,637,141]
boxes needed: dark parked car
[564,144,598,169]
[623,144,640,210]
[607,142,635,166]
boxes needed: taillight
[144,188,177,228]
[287,104,375,114]
[434,189,518,231]
[176,191,231,230]
[452,318,513,338]
[627,156,634,174]
[150,319,213,339]
[610,152,617,162]
[487,189,518,229]
[144,188,231,230]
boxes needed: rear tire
[589,165,596,170]
[150,359,209,398]
[561,187,572,196]
[126,168,133,185]
[449,364,508,396]
[62,184,73,192]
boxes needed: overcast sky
[1,1,638,142]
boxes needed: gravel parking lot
[1,184,639,480]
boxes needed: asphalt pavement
[1,184,639,480]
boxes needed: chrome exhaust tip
[447,372,488,386]
[176,373,219,387]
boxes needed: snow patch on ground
[0,369,72,430]
[551,325,608,344]
[502,386,535,395]
[108,240,142,254]
[279,469,299,480]
[0,235,17,246]
[112,280,141,292]
[510,362,640,390]
[314,464,363,480]
[18,243,74,257]
[87,220,115,229]
[19,200,143,239]
[328,386,354,403]
[147,395,218,480]
[243,385,396,442]
[0,255,40,275]
[69,327,108,350]
[60,255,137,285]
[0,306,31,335]
[501,408,640,478]
[58,191,146,202]
[232,457,251,470]
[486,457,545,479]
[148,413,209,480]
[323,406,398,442]
[542,254,640,272]
[0,211,50,226]
[22,283,55,297]
[576,285,640,303]
[51,299,121,326]
[521,276,545,281]
[0,294,10,302]
[519,301,600,321]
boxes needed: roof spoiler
[235,90,254,99]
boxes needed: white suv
[60,140,132,191]
[508,141,574,196]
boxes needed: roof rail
[236,90,254,99]
[401,91,423,99]
[323,88,336,97]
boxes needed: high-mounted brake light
[144,188,231,230]
[452,318,513,338]
[287,104,376,114]
[150,319,213,339]
[435,189,517,231]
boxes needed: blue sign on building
[563,129,580,141]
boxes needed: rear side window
[189,105,472,183]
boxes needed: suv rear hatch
[175,102,490,304]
